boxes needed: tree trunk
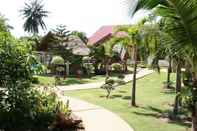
[192,102,197,131]
[123,59,128,73]
[94,63,99,73]
[131,45,137,107]
[173,62,182,115]
[167,57,172,87]
[191,72,197,131]
[106,57,111,79]
[106,89,110,99]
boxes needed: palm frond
[21,0,49,34]
[156,0,197,55]
[130,0,168,15]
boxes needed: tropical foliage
[0,33,48,130]
[51,56,65,65]
[0,12,83,131]
[111,19,157,106]
[131,0,197,130]
[71,31,88,44]
[0,14,12,32]
[21,0,49,34]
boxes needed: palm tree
[21,0,49,34]
[0,14,13,32]
[152,35,185,115]
[131,0,197,130]
[144,17,185,115]
[103,38,117,79]
[113,22,146,106]
[111,19,160,106]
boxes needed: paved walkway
[54,68,153,131]
[56,90,134,131]
[57,68,153,91]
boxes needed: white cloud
[0,0,146,37]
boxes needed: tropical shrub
[180,86,197,121]
[0,33,82,131]
[51,56,65,75]
[55,76,62,86]
[112,63,122,73]
[51,56,65,65]
[101,78,115,98]
[49,100,84,131]
[89,45,106,73]
[0,33,50,130]
[163,81,174,89]
[31,76,40,84]
[40,88,84,131]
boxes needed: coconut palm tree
[0,14,13,32]
[142,16,186,115]
[120,26,140,107]
[131,0,197,130]
[111,19,160,106]
[152,33,185,115]
[21,0,49,34]
[112,20,147,106]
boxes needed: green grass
[35,72,127,86]
[36,75,106,86]
[65,72,190,131]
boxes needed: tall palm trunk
[173,61,181,115]
[192,102,197,131]
[167,57,172,88]
[105,57,111,80]
[123,59,128,73]
[131,45,137,106]
[192,73,197,131]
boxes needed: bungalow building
[88,25,126,46]
[88,25,130,73]
[88,25,169,68]
[88,25,129,61]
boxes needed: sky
[0,0,146,38]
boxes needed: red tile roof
[88,25,113,45]
[88,25,128,46]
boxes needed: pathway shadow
[99,95,107,98]
[110,94,122,99]
[99,94,122,99]
[118,90,127,93]
[122,96,131,100]
[134,106,191,128]
[61,79,89,86]
[162,89,176,94]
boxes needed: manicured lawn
[65,72,190,131]
[35,75,106,86]
[35,71,128,86]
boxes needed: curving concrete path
[54,68,154,131]
[56,90,134,131]
[57,68,153,91]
